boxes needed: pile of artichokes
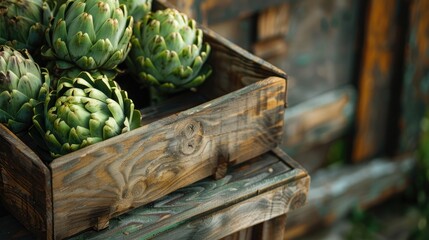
[0,0,212,159]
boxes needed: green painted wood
[66,150,308,240]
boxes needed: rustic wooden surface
[65,149,309,240]
[209,18,254,52]
[253,0,361,106]
[284,155,415,239]
[0,150,309,240]
[282,86,356,157]
[49,76,286,238]
[163,0,287,25]
[352,0,405,162]
[398,0,429,153]
[199,28,287,102]
[0,125,52,240]
[0,1,289,238]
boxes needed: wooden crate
[0,148,310,240]
[0,1,287,239]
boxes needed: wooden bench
[0,148,309,240]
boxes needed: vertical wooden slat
[398,0,429,153]
[253,3,290,59]
[252,214,287,240]
[352,0,402,162]
[257,4,289,41]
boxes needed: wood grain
[68,150,309,240]
[50,77,286,239]
[352,0,403,162]
[0,1,289,238]
[0,125,52,240]
[284,155,415,239]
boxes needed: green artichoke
[33,71,141,157]
[0,0,52,52]
[43,0,133,71]
[0,45,50,133]
[119,0,151,21]
[127,8,212,93]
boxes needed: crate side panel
[50,77,286,239]
[0,125,52,239]
[69,149,307,240]
[201,30,287,100]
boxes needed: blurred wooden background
[165,0,429,238]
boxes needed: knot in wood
[176,119,203,155]
[131,179,147,199]
[290,192,307,210]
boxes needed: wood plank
[0,125,52,240]
[284,155,416,239]
[253,36,288,60]
[352,0,404,162]
[281,86,356,156]
[256,3,290,41]
[69,150,309,240]
[398,0,429,153]
[49,77,286,239]
[164,0,288,25]
[252,214,287,240]
[261,0,361,106]
[209,17,254,52]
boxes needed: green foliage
[345,207,380,240]
[409,110,429,239]
[326,139,347,166]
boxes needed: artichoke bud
[0,0,52,52]
[44,0,133,72]
[0,45,50,133]
[119,0,152,21]
[127,8,212,93]
[33,71,141,157]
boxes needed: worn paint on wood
[0,150,309,240]
[67,149,309,240]
[352,0,403,162]
[284,155,415,239]
[399,0,429,153]
[50,77,286,239]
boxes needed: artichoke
[43,0,133,72]
[127,8,212,93]
[0,45,49,133]
[119,0,151,21]
[33,71,141,157]
[0,0,52,52]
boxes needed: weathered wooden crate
[0,1,287,239]
[0,148,310,240]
